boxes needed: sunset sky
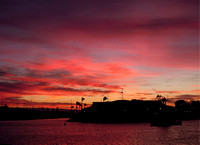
[0,0,199,108]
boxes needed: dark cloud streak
[0,67,119,96]
[44,86,113,94]
[169,94,200,102]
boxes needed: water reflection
[0,119,199,145]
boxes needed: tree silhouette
[161,97,167,105]
[84,103,87,109]
[156,94,162,101]
[76,101,82,111]
[103,96,108,102]
[81,97,85,101]
[71,105,74,111]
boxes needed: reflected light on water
[0,119,199,145]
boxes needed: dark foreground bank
[68,100,200,124]
[0,107,73,121]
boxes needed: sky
[0,0,199,108]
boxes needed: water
[0,119,199,145]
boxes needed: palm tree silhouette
[103,96,108,102]
[76,101,82,111]
[161,97,167,105]
[156,94,162,101]
[84,103,87,109]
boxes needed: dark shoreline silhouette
[0,99,199,124]
[0,106,73,121]
[68,99,200,125]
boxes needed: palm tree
[156,94,162,101]
[161,97,167,105]
[103,96,108,102]
[71,105,74,111]
[76,101,82,111]
[84,103,87,109]
[81,97,85,110]
[81,97,85,102]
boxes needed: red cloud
[0,0,198,106]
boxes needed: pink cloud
[0,0,198,106]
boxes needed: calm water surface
[0,119,199,145]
